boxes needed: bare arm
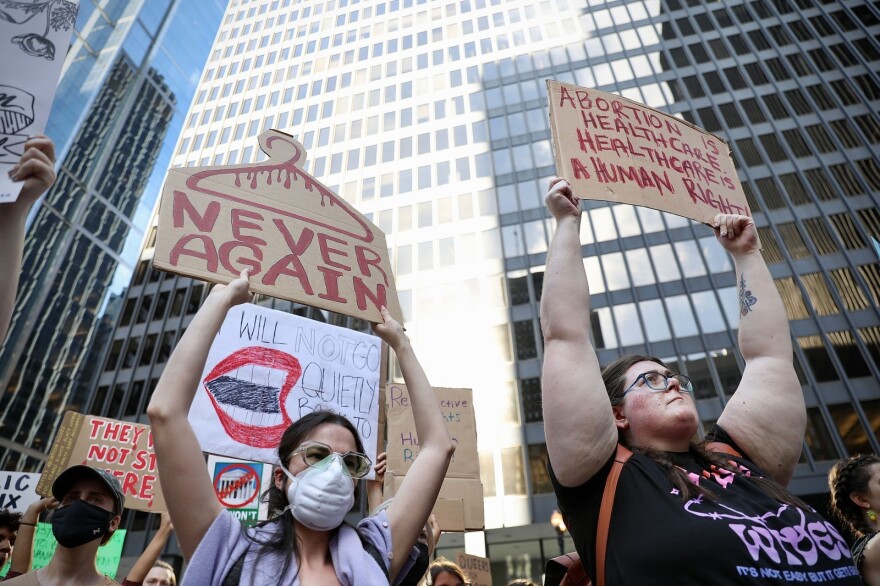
[380,308,455,582]
[366,451,387,513]
[147,271,252,560]
[0,136,56,343]
[714,215,805,486]
[540,178,617,487]
[9,497,58,574]
[125,513,174,582]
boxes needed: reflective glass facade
[85,0,878,582]
[0,0,226,474]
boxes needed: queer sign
[548,80,751,225]
[36,412,165,512]
[154,129,402,323]
[189,303,381,476]
[457,552,493,586]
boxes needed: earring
[868,509,878,522]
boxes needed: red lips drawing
[203,347,302,448]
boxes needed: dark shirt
[549,426,862,585]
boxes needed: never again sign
[548,80,752,225]
[154,129,402,323]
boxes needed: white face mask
[279,456,355,531]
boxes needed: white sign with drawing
[188,304,382,477]
[0,0,79,203]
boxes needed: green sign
[0,523,126,579]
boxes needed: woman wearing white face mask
[147,270,455,585]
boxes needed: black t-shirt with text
[549,427,861,585]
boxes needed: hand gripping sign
[154,129,403,323]
[547,80,753,226]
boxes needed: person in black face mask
[4,465,125,586]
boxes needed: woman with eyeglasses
[540,178,860,584]
[147,270,454,584]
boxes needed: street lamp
[550,509,567,556]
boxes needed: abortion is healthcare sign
[189,303,382,477]
[548,80,752,226]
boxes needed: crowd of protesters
[1,122,876,586]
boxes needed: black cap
[51,465,125,515]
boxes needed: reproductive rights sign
[189,303,381,476]
[548,80,752,225]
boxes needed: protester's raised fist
[712,214,758,256]
[210,268,253,307]
[545,177,581,221]
[7,134,56,210]
[372,306,408,352]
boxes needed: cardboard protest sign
[457,552,493,586]
[0,0,78,203]
[154,129,402,323]
[548,80,752,225]
[0,472,40,513]
[19,523,125,578]
[207,454,273,525]
[386,386,478,476]
[189,303,382,476]
[384,385,484,531]
[36,412,165,512]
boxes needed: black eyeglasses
[619,371,694,400]
[292,441,372,478]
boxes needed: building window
[777,223,810,259]
[827,331,871,378]
[775,277,810,320]
[501,447,526,496]
[513,320,538,360]
[801,273,840,316]
[528,444,552,494]
[829,399,880,455]
[797,335,839,382]
[803,218,838,255]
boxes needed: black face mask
[398,542,430,586]
[51,500,114,548]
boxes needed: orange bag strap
[595,444,632,586]
[565,442,740,586]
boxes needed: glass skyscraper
[84,0,877,582]
[0,0,226,468]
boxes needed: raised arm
[540,178,617,487]
[0,135,56,343]
[9,497,58,575]
[379,308,455,582]
[366,451,387,513]
[146,271,252,560]
[125,513,174,583]
[714,214,805,485]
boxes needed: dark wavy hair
[828,454,880,538]
[0,509,21,532]
[245,411,365,576]
[429,557,468,585]
[602,354,808,509]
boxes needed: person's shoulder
[852,531,878,571]
[1,572,40,585]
